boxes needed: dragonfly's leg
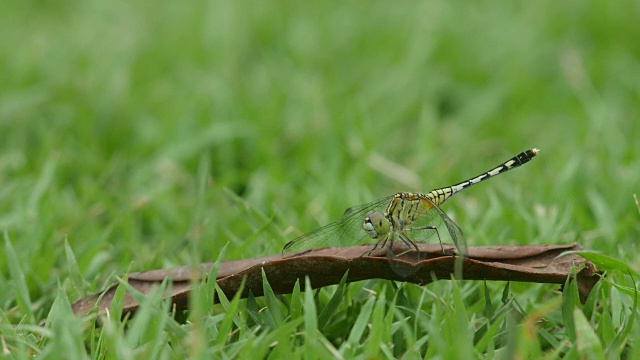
[435,228,444,254]
[386,235,395,259]
[404,226,445,254]
[394,232,421,257]
[405,226,437,231]
[363,237,388,257]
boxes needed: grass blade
[4,232,34,323]
[318,270,348,330]
[363,290,386,358]
[574,307,604,359]
[561,251,640,277]
[290,279,302,320]
[303,276,318,358]
[245,291,262,326]
[345,296,375,348]
[64,238,89,298]
[214,276,246,346]
[262,268,284,327]
[46,282,87,359]
[561,275,579,342]
[607,272,637,356]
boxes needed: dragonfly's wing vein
[282,196,393,254]
[420,197,467,255]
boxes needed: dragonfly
[282,148,539,273]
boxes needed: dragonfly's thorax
[383,192,433,230]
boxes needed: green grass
[2,0,640,358]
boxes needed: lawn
[1,0,639,358]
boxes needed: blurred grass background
[1,0,639,350]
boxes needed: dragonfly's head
[363,211,390,239]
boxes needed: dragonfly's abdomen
[425,148,538,206]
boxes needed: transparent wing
[414,197,467,256]
[386,196,467,277]
[438,209,467,256]
[282,195,394,256]
[390,196,467,255]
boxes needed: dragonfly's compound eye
[363,211,389,239]
[363,218,376,238]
